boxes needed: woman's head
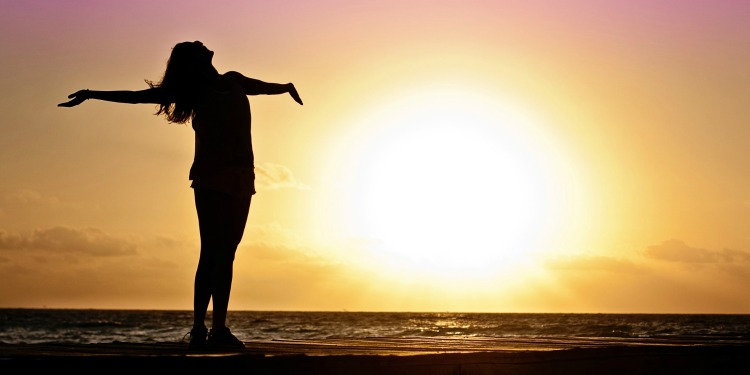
[148,41,216,123]
[170,41,214,70]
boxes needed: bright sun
[333,86,571,276]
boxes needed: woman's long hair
[147,42,213,124]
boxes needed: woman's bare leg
[193,188,251,331]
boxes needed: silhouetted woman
[59,41,303,349]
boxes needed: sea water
[1,309,749,345]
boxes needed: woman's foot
[186,326,208,350]
[207,326,245,349]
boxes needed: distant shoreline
[3,307,749,314]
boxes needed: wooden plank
[1,338,748,374]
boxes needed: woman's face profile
[192,41,214,60]
[173,41,214,66]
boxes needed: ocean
[1,309,749,346]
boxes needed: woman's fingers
[58,96,83,107]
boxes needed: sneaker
[207,326,245,349]
[184,326,208,350]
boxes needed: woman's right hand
[287,84,303,106]
[58,90,91,107]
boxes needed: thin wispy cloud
[0,226,137,256]
[255,163,309,191]
[645,239,750,264]
[547,254,646,274]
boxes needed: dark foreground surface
[1,337,748,374]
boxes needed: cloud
[0,189,100,226]
[246,242,300,261]
[546,254,645,274]
[255,163,309,191]
[245,241,335,267]
[645,239,750,264]
[0,226,137,256]
[4,189,61,206]
[1,188,89,210]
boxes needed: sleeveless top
[188,74,255,196]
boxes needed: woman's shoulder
[223,71,247,81]
[216,72,247,94]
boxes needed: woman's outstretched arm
[58,88,167,107]
[225,71,303,105]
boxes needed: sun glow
[332,86,575,276]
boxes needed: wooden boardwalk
[1,337,748,374]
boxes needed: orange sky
[1,0,750,313]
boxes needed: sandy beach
[2,337,748,374]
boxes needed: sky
[1,0,750,313]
